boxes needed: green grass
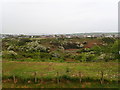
[3,81,119,88]
[2,60,119,88]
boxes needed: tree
[111,40,119,60]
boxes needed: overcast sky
[1,0,119,34]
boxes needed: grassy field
[2,60,119,88]
[3,82,119,88]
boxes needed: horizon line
[1,31,118,35]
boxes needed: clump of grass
[60,75,78,81]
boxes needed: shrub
[97,53,115,62]
[101,37,115,44]
[75,53,96,62]
[23,41,48,52]
[51,52,60,58]
[18,38,32,46]
[2,50,18,59]
[76,48,91,53]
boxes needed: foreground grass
[2,60,119,88]
[3,82,119,88]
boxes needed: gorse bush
[17,38,32,46]
[101,37,115,44]
[2,37,119,62]
[75,53,96,62]
[2,50,18,59]
[26,41,47,52]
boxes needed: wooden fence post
[100,71,104,84]
[34,72,37,83]
[56,72,59,84]
[13,75,16,84]
[79,71,82,83]
[40,73,43,83]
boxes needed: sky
[1,0,119,34]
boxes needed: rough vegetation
[2,37,119,62]
[2,37,119,88]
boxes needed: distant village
[1,33,119,39]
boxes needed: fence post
[40,73,43,83]
[34,72,37,83]
[79,71,82,83]
[13,75,16,84]
[100,71,104,84]
[56,72,59,84]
